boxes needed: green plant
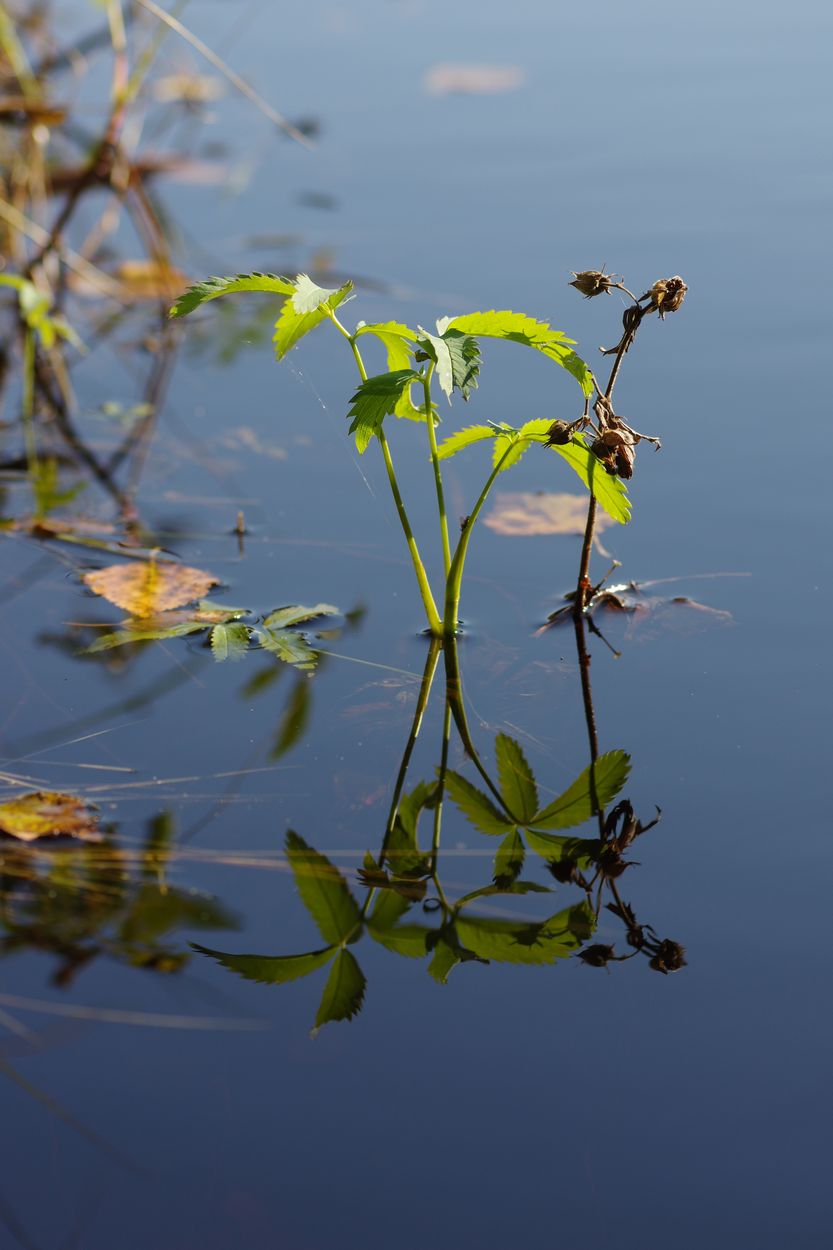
[170,269,686,635]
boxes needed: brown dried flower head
[642,276,688,319]
[649,939,687,974]
[545,419,572,446]
[569,269,615,299]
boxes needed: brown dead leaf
[484,492,613,537]
[82,561,218,615]
[424,64,525,96]
[0,792,101,842]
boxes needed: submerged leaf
[285,831,362,944]
[192,943,335,985]
[82,561,218,615]
[532,751,631,829]
[312,948,366,1034]
[271,678,312,757]
[0,791,100,842]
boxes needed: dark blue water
[2,1,832,1247]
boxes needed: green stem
[422,365,451,577]
[443,633,514,815]
[443,445,514,635]
[430,696,453,875]
[21,329,40,510]
[329,312,442,635]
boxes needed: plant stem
[328,312,442,635]
[443,633,514,815]
[444,445,514,635]
[21,329,40,510]
[430,697,452,876]
[422,365,451,577]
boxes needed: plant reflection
[196,619,685,1034]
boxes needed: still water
[1,1,832,1246]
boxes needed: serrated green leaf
[259,625,318,670]
[273,275,353,359]
[456,880,551,908]
[368,889,413,931]
[427,937,461,984]
[444,771,513,836]
[550,435,631,524]
[285,831,362,944]
[170,272,295,318]
[368,922,432,959]
[455,900,595,965]
[346,369,419,453]
[191,942,335,985]
[263,603,339,630]
[386,781,433,875]
[271,678,311,758]
[492,828,526,886]
[442,330,481,400]
[491,417,552,473]
[437,425,496,460]
[444,310,593,396]
[354,323,427,421]
[210,622,250,662]
[495,734,538,821]
[524,830,601,867]
[312,948,366,1034]
[532,750,631,829]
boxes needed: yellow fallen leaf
[0,792,101,842]
[484,492,613,537]
[82,561,218,614]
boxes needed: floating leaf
[493,828,526,886]
[273,275,353,359]
[170,272,295,318]
[495,734,538,821]
[444,771,513,836]
[0,791,100,843]
[532,751,631,830]
[210,622,250,662]
[285,831,362,945]
[263,603,339,631]
[550,435,631,524]
[192,943,335,985]
[312,948,366,1035]
[260,626,318,671]
[456,901,595,965]
[484,491,614,537]
[346,369,419,453]
[444,310,593,395]
[82,561,218,615]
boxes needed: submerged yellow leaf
[484,492,613,538]
[0,792,101,842]
[83,561,219,614]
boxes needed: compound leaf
[492,827,526,886]
[273,275,353,359]
[437,425,495,460]
[456,900,595,965]
[263,603,339,631]
[210,622,250,662]
[444,310,593,395]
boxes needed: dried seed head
[649,939,687,974]
[615,442,636,479]
[642,276,688,319]
[545,419,572,446]
[569,269,615,299]
[579,943,617,968]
